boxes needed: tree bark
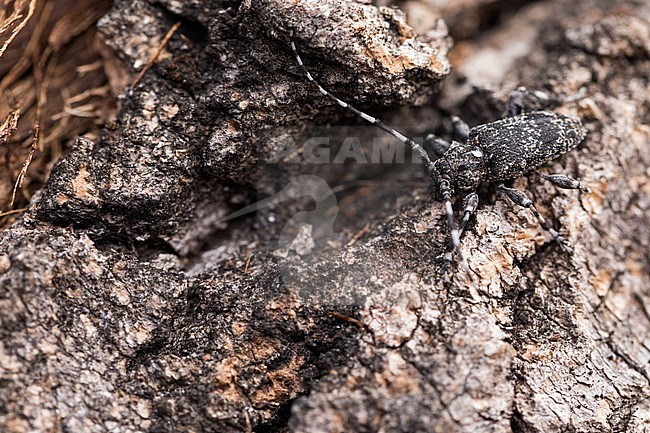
[1,0,649,432]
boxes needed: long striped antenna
[289,30,473,282]
[289,30,435,173]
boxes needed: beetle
[288,31,588,276]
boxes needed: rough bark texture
[1,0,649,432]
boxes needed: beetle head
[441,143,488,193]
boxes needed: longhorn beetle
[288,30,588,277]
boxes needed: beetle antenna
[289,30,435,172]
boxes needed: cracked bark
[1,0,649,432]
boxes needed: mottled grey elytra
[437,111,587,194]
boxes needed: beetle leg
[442,192,479,280]
[440,180,473,281]
[507,86,587,116]
[423,113,471,159]
[538,172,590,193]
[507,87,560,116]
[424,133,451,158]
[450,115,470,143]
[459,192,479,231]
[498,184,574,254]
